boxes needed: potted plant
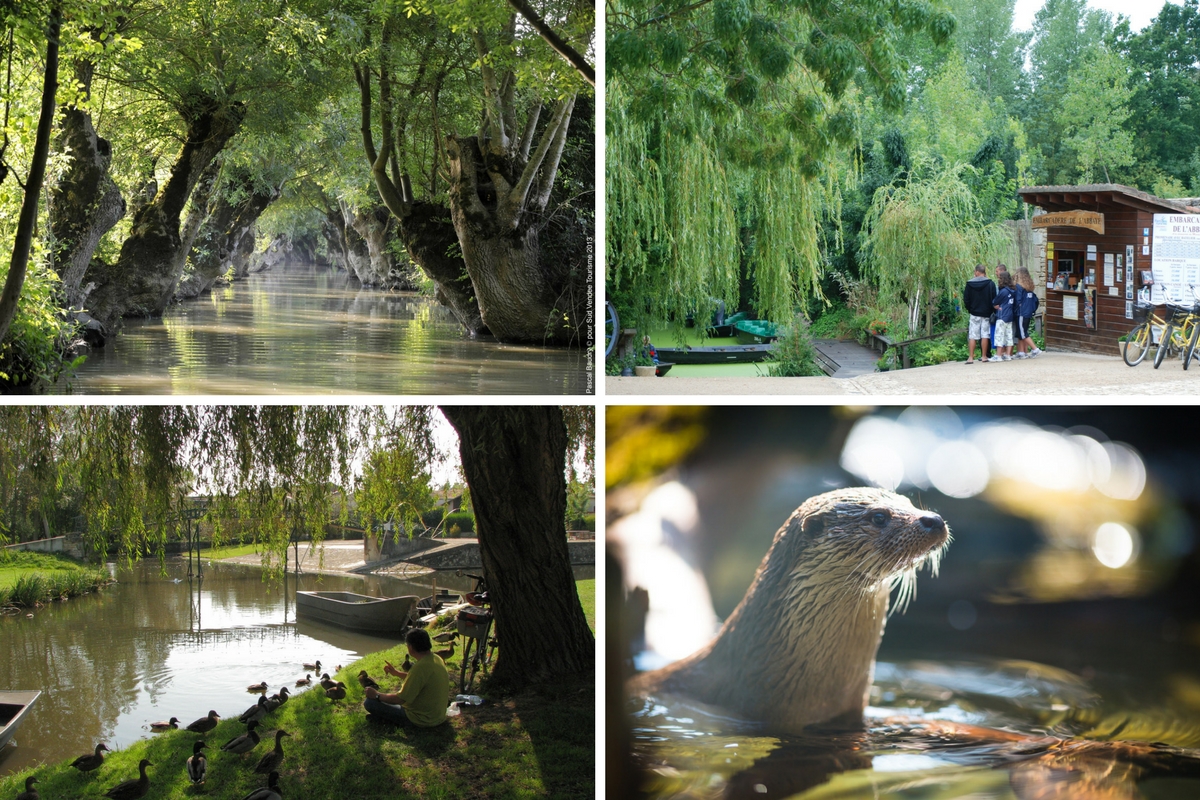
[633,352,657,377]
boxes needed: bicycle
[1121,301,1167,366]
[1154,290,1200,369]
[455,571,497,693]
[605,302,619,358]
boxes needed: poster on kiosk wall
[1151,214,1200,305]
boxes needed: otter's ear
[801,512,825,536]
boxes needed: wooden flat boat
[295,591,418,634]
[734,319,779,344]
[707,311,752,338]
[0,690,40,750]
[653,344,774,364]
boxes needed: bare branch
[506,0,595,86]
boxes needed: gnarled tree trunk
[440,406,594,688]
[48,61,126,310]
[86,96,245,329]
[347,204,397,286]
[177,169,279,299]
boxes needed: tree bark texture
[347,204,398,286]
[355,60,486,335]
[85,96,245,329]
[48,96,126,309]
[177,171,279,299]
[445,116,584,345]
[0,4,61,344]
[440,406,594,688]
[338,201,374,281]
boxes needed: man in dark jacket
[962,264,997,363]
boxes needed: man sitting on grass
[364,629,450,727]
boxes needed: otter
[628,487,949,734]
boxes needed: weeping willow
[860,162,1014,334]
[606,82,739,330]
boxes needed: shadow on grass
[506,673,595,799]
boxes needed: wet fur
[629,488,949,734]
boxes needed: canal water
[52,265,590,395]
[0,560,515,776]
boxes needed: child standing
[1013,268,1043,358]
[993,271,1017,361]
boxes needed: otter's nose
[918,514,944,531]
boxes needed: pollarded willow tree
[859,161,1013,335]
[354,0,594,344]
[0,404,594,689]
[606,0,955,332]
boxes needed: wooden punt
[295,591,418,634]
[0,690,40,750]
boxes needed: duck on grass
[0,644,595,799]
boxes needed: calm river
[51,265,591,395]
[0,560,489,776]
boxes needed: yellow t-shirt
[396,653,450,726]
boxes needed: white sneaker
[1014,352,1028,359]
[1001,355,1012,361]
[1030,349,1042,357]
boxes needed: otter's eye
[870,510,890,528]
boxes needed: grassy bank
[0,551,108,608]
[578,578,595,632]
[0,643,594,799]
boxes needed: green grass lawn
[0,644,594,799]
[577,579,595,633]
[203,542,263,560]
[0,551,93,589]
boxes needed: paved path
[222,541,370,575]
[607,350,1200,396]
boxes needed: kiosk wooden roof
[1016,184,1199,354]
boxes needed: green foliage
[906,49,998,164]
[765,315,823,376]
[860,161,1013,334]
[443,510,474,534]
[1060,47,1135,182]
[0,259,83,390]
[355,435,437,535]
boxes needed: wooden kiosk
[1018,184,1200,354]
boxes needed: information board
[1151,214,1200,304]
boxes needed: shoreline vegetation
[0,560,597,798]
[0,639,595,799]
[0,551,109,610]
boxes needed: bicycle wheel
[459,636,478,692]
[1185,322,1200,371]
[1122,323,1151,366]
[605,302,619,358]
[1154,324,1176,368]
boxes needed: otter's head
[758,487,950,611]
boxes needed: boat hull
[295,591,418,634]
[734,320,779,344]
[654,345,774,364]
[0,690,40,750]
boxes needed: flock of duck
[12,657,422,800]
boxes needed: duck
[103,758,153,800]
[253,730,291,775]
[221,719,262,754]
[240,770,283,800]
[239,695,269,724]
[263,686,289,712]
[149,716,179,731]
[15,776,38,800]
[295,674,312,687]
[325,681,347,701]
[433,631,456,643]
[318,673,336,690]
[186,741,207,784]
[357,670,379,690]
[435,641,456,661]
[247,681,268,693]
[301,659,321,672]
[402,652,411,671]
[70,742,111,772]
[225,714,265,753]
[186,710,221,733]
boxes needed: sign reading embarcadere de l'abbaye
[1031,210,1105,235]
[1149,214,1200,305]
